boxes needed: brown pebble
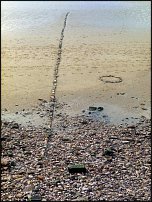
[37,175,44,181]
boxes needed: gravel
[1,104,151,201]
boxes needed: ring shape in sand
[99,75,122,83]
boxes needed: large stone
[89,106,97,111]
[68,164,87,174]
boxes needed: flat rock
[89,106,97,111]
[68,164,87,174]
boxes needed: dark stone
[31,194,42,201]
[88,112,91,114]
[11,123,19,129]
[24,151,32,155]
[81,120,88,124]
[91,152,96,157]
[141,108,147,110]
[7,151,13,157]
[33,186,41,193]
[37,161,43,167]
[62,137,71,142]
[98,107,104,111]
[62,125,67,128]
[3,122,9,126]
[20,145,26,149]
[1,137,7,141]
[128,125,136,129]
[68,164,87,174]
[10,161,16,167]
[89,106,97,111]
[55,179,60,185]
[103,148,114,156]
[82,110,85,113]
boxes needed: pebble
[1,158,9,166]
[16,193,22,198]
[37,175,45,181]
[1,100,151,201]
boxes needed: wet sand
[2,8,151,126]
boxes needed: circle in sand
[99,75,122,83]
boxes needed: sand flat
[1,1,151,125]
[56,11,150,122]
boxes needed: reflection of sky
[1,1,151,32]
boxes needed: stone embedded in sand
[141,108,148,110]
[68,164,87,174]
[98,107,104,111]
[127,125,136,129]
[89,106,97,111]
[11,123,19,129]
[99,75,122,83]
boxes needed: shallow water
[2,1,150,41]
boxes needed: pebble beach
[1,101,151,201]
[1,1,151,201]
